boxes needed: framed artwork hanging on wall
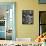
[22,10,33,24]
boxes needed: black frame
[22,10,33,24]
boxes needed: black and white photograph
[22,10,33,24]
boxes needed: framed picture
[39,0,46,4]
[22,10,33,24]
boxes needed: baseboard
[16,38,32,42]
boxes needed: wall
[16,0,39,40]
[0,0,46,40]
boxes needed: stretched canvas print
[22,10,33,24]
[0,2,16,40]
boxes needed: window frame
[39,11,46,35]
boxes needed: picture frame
[39,0,46,4]
[22,10,33,24]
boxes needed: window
[39,0,46,4]
[0,2,16,40]
[39,11,46,35]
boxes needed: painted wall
[0,0,46,40]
